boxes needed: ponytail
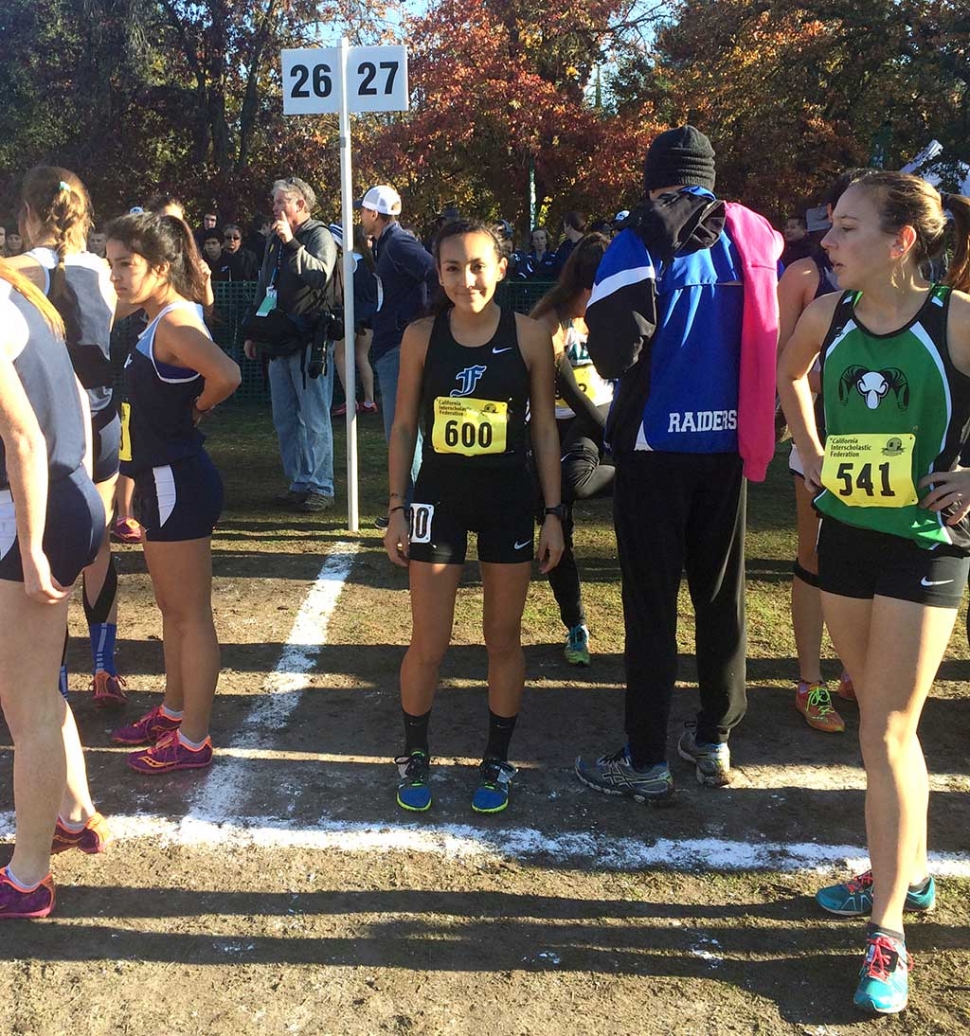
[18,167,92,347]
[942,193,970,295]
[0,259,66,340]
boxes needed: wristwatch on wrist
[544,504,567,520]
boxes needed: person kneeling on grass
[105,213,240,775]
[0,262,109,919]
[384,219,563,814]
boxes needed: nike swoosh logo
[514,539,531,550]
[492,346,513,354]
[920,577,953,587]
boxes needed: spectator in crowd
[243,177,338,512]
[245,215,273,265]
[5,228,24,257]
[612,210,630,237]
[576,125,782,801]
[200,229,223,273]
[211,224,258,282]
[86,228,107,258]
[329,222,378,416]
[554,211,587,274]
[522,227,558,281]
[781,214,814,266]
[194,210,219,253]
[357,184,435,526]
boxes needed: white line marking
[188,546,359,823]
[3,809,969,875]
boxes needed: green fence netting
[109,280,555,404]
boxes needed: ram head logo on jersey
[838,366,910,411]
[450,364,487,397]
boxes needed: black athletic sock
[484,710,518,761]
[908,876,931,894]
[866,922,905,944]
[402,708,431,756]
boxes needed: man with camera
[243,177,338,512]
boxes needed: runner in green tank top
[778,171,970,1016]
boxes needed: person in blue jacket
[574,125,780,802]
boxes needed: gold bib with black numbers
[431,397,508,457]
[118,402,132,463]
[820,433,917,508]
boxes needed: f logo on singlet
[450,365,487,397]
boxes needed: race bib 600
[431,397,508,457]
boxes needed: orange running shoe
[836,669,856,701]
[51,812,113,855]
[795,681,846,733]
[90,670,128,709]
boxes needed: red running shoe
[91,670,128,709]
[111,516,144,544]
[0,867,55,919]
[127,730,213,774]
[52,812,113,855]
[112,705,181,746]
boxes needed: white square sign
[282,45,409,115]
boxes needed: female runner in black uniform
[0,261,107,919]
[530,233,612,666]
[10,166,128,708]
[385,219,564,814]
[105,213,240,775]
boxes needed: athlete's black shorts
[134,451,223,542]
[408,463,535,565]
[0,467,103,587]
[818,518,969,608]
[92,408,121,485]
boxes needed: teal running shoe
[395,751,432,812]
[854,932,909,1014]
[816,870,936,917]
[471,757,516,814]
[564,624,591,666]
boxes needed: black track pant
[613,451,747,766]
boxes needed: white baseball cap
[355,185,402,216]
[613,209,630,224]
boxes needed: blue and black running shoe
[471,757,516,814]
[395,751,432,812]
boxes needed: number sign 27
[282,46,409,115]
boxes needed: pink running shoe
[91,670,128,710]
[0,867,55,919]
[837,670,856,701]
[52,812,113,855]
[112,705,181,746]
[111,516,144,544]
[127,731,213,774]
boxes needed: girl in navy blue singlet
[0,261,108,921]
[104,214,241,777]
[384,220,564,814]
[10,165,130,709]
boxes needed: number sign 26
[282,46,409,115]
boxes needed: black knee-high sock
[402,708,431,756]
[485,710,518,761]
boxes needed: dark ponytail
[942,193,970,295]
[105,212,209,304]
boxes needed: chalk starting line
[3,540,970,878]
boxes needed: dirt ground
[1,411,969,1035]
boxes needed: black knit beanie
[643,125,716,193]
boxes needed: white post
[338,36,359,532]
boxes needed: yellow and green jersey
[816,285,970,551]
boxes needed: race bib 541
[820,433,917,507]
